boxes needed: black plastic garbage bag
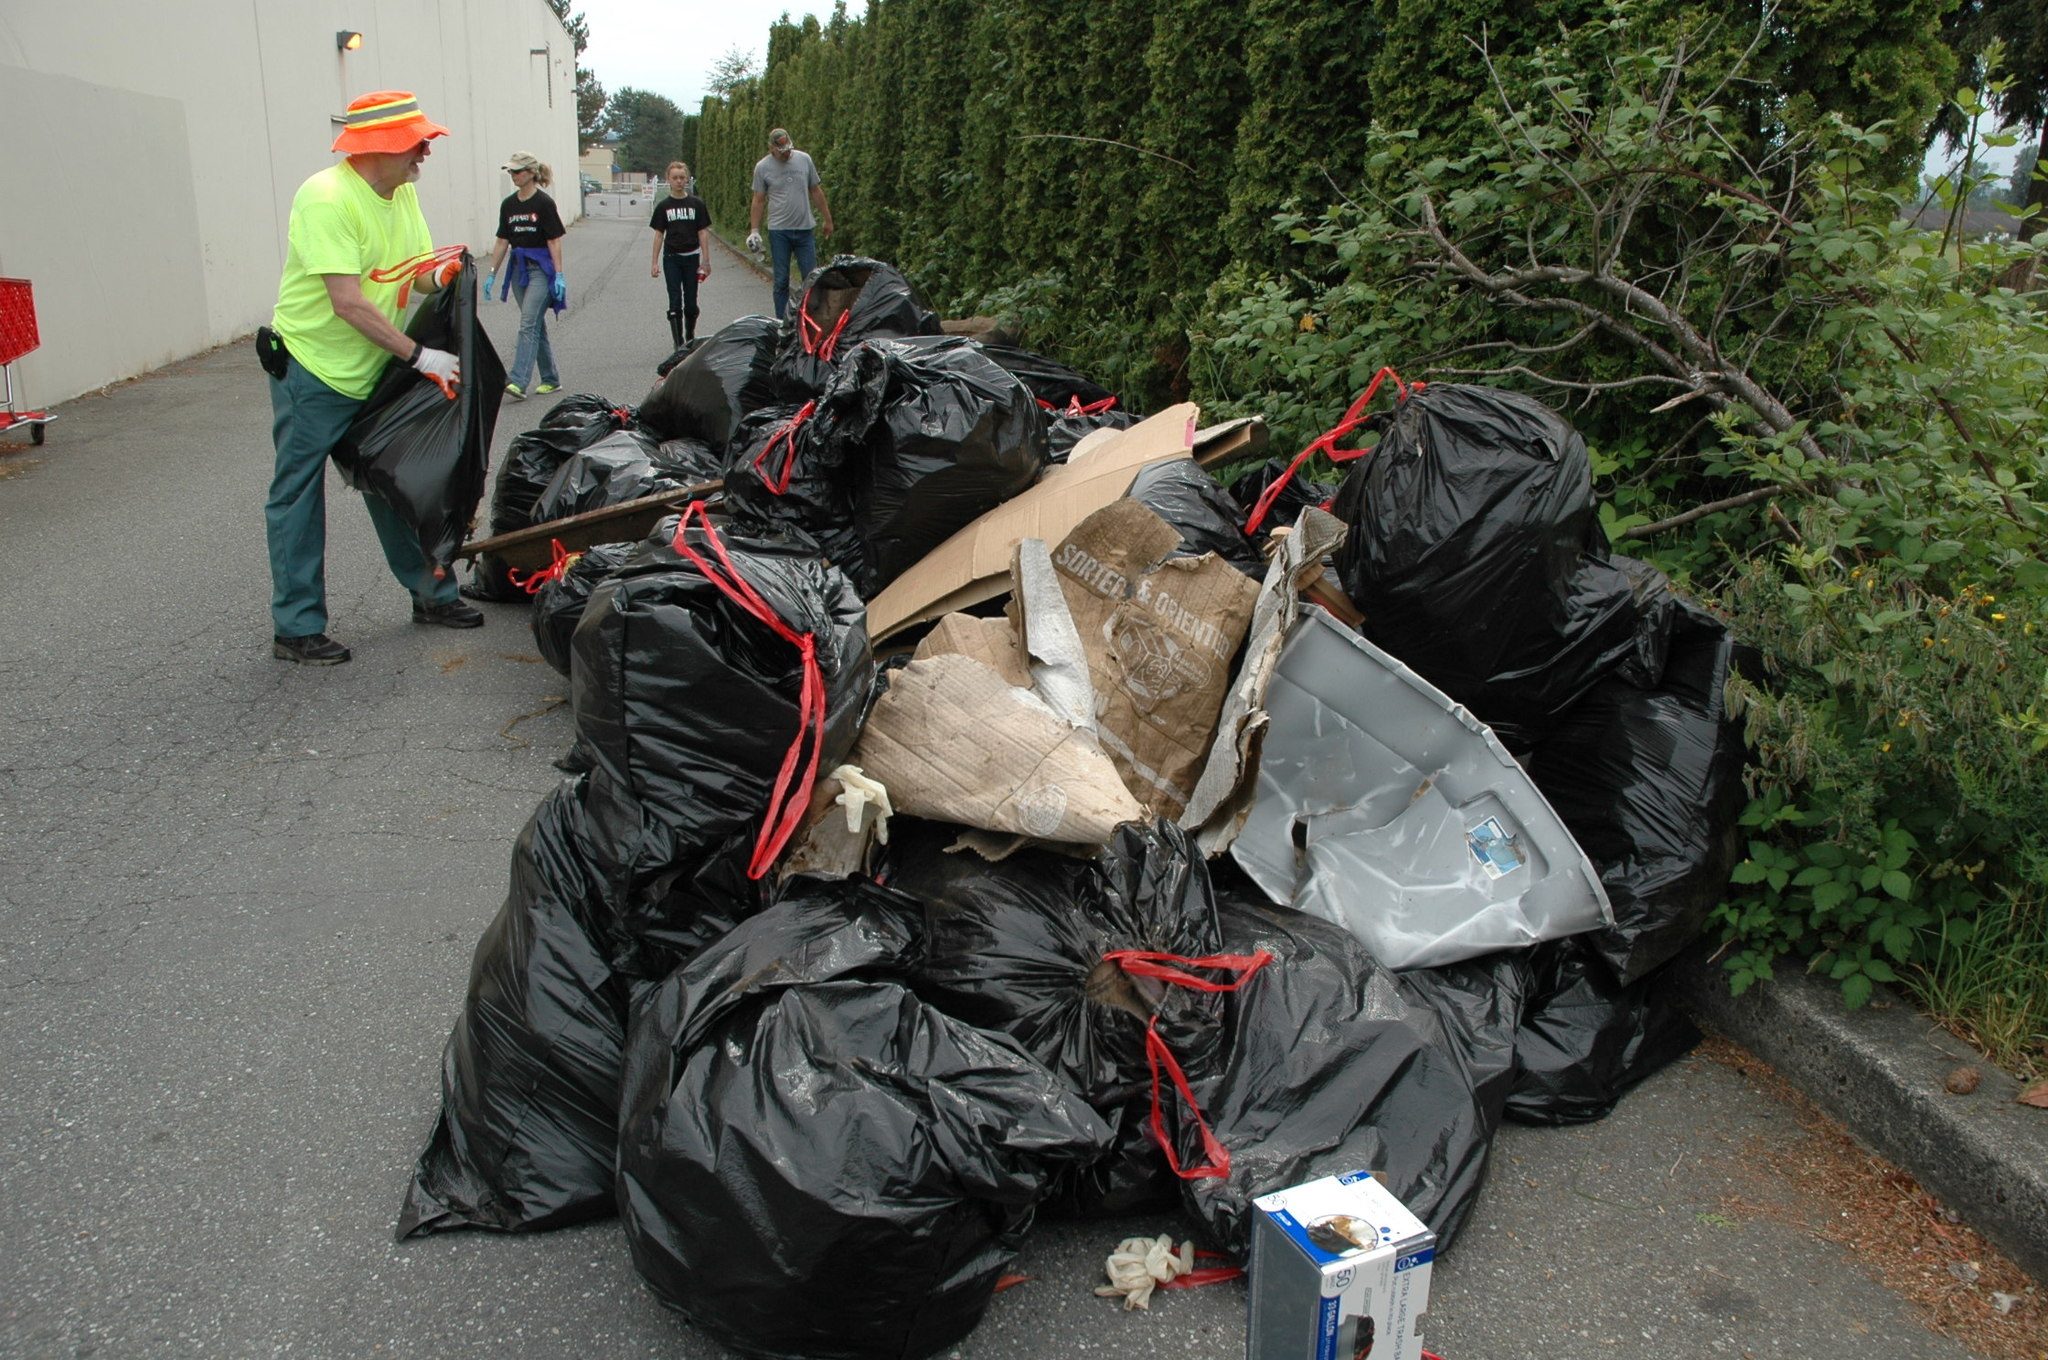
[332,250,504,571]
[619,883,1112,1360]
[1529,593,1747,984]
[540,391,633,440]
[768,255,943,400]
[1400,950,1534,1144]
[1503,940,1701,1126]
[1174,878,1493,1258]
[1330,384,1646,745]
[885,819,1229,1216]
[1127,459,1264,577]
[468,396,634,602]
[530,427,675,524]
[1227,457,1340,537]
[637,315,782,445]
[570,507,873,969]
[830,335,1048,592]
[531,541,635,677]
[718,401,870,590]
[1048,407,1141,463]
[652,436,723,485]
[978,341,1119,413]
[397,778,638,1237]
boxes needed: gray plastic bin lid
[1229,608,1611,970]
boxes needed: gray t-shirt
[751,149,821,230]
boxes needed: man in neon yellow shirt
[264,89,480,665]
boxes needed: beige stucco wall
[0,0,580,406]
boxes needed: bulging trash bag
[1503,940,1701,1126]
[652,436,723,486]
[636,315,781,446]
[1048,407,1141,463]
[332,250,505,570]
[829,335,1048,592]
[885,818,1231,1215]
[397,778,637,1238]
[540,391,634,441]
[978,341,1119,412]
[530,427,675,524]
[570,506,873,968]
[468,400,631,601]
[1330,383,1646,746]
[530,541,635,677]
[1399,950,1533,1144]
[1176,872,1493,1258]
[618,882,1112,1360]
[1226,457,1340,537]
[1529,593,1747,984]
[1126,458,1263,577]
[718,401,869,590]
[769,255,943,400]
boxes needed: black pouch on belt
[256,326,290,380]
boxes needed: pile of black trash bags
[405,258,1746,1360]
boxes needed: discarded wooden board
[456,481,722,570]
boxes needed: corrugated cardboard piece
[1031,497,1261,821]
[865,402,1200,642]
[850,653,1142,845]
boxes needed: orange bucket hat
[331,90,450,154]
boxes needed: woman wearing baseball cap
[482,152,567,400]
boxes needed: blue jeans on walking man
[265,358,459,638]
[507,274,560,392]
[769,228,818,321]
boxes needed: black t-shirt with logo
[650,194,711,254]
[496,190,566,247]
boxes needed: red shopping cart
[0,277,55,447]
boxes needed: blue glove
[551,272,567,306]
[482,272,496,299]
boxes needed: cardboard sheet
[1032,497,1261,821]
[850,653,1142,844]
[865,403,1201,642]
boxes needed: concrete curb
[1670,945,2048,1283]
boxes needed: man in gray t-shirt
[746,127,835,320]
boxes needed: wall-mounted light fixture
[336,30,363,52]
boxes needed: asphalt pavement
[0,216,2006,1359]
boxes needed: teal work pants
[265,357,458,639]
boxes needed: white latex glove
[745,230,763,253]
[1093,1234,1196,1311]
[829,764,893,844]
[411,346,462,400]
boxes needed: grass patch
[1907,890,2048,1084]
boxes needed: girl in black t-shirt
[648,160,712,349]
[484,152,568,399]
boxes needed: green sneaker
[504,382,525,400]
[534,381,560,395]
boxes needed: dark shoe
[412,598,485,629]
[273,633,351,665]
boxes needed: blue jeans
[265,357,458,638]
[662,251,701,336]
[769,228,818,320]
[507,275,559,392]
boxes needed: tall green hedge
[695,0,1954,402]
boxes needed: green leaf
[1729,860,1769,885]
[1880,869,1912,901]
[1841,973,1874,1008]
[1863,959,1899,983]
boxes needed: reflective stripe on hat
[344,96,423,129]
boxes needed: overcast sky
[574,0,867,112]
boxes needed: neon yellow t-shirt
[271,162,432,399]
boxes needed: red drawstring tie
[670,502,828,879]
[1037,394,1120,418]
[1160,1250,1245,1291]
[751,400,818,495]
[507,539,580,595]
[367,244,468,310]
[1242,367,1422,537]
[1099,949,1275,1181]
[797,288,853,363]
